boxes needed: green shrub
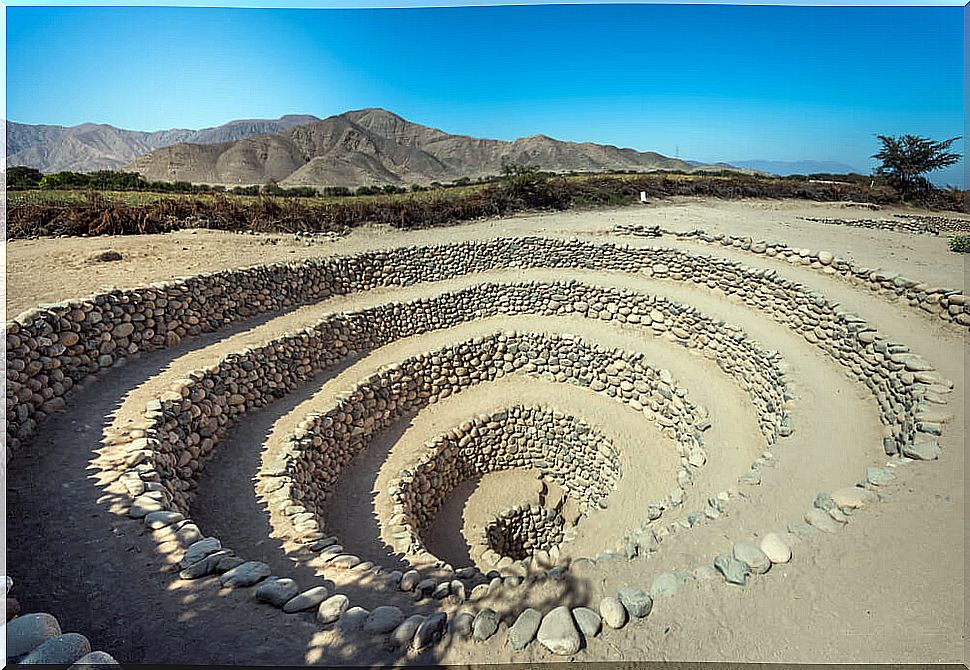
[496,163,571,210]
[949,235,970,252]
[321,186,351,197]
[229,185,260,196]
[8,166,44,189]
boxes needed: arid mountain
[126,108,726,188]
[6,115,319,173]
[727,159,861,176]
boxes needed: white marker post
[639,191,648,203]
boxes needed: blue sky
[6,3,965,184]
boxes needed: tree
[7,166,44,189]
[496,162,570,209]
[39,171,90,189]
[873,134,961,200]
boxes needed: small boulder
[472,608,500,641]
[336,607,370,633]
[902,440,942,461]
[733,541,771,574]
[599,596,627,629]
[650,572,680,597]
[508,608,542,649]
[255,578,299,607]
[617,587,653,618]
[317,594,350,624]
[19,632,91,665]
[283,586,331,613]
[68,650,121,668]
[399,570,420,592]
[7,612,62,657]
[412,612,447,652]
[805,508,840,533]
[391,615,425,648]
[714,555,749,585]
[760,533,792,564]
[219,561,271,588]
[831,487,876,509]
[537,606,581,655]
[448,611,474,638]
[363,606,405,634]
[572,607,602,638]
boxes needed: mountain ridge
[7,114,320,173]
[728,159,861,176]
[126,108,730,188]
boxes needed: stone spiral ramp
[5,226,965,665]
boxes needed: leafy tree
[322,186,351,197]
[86,170,147,190]
[230,185,260,196]
[39,171,90,189]
[873,134,961,200]
[497,162,570,209]
[8,166,44,189]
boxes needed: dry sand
[5,197,966,666]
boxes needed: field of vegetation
[7,166,966,240]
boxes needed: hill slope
[126,108,722,188]
[7,115,319,173]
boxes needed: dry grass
[7,173,964,240]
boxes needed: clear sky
[6,3,965,185]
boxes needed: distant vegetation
[6,167,502,199]
[13,166,966,240]
[949,235,970,253]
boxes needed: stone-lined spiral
[5,229,958,664]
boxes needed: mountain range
[125,108,732,188]
[7,114,319,174]
[728,159,861,176]
[9,109,739,188]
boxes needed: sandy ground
[6,198,966,316]
[4,197,966,666]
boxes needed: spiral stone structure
[5,208,965,665]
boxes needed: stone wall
[484,504,566,561]
[669,228,969,327]
[9,234,956,462]
[279,330,700,550]
[6,234,954,658]
[388,405,620,558]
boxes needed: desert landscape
[5,195,968,665]
[5,1,966,667]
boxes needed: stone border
[662,227,968,329]
[796,216,970,236]
[112,276,790,652]
[281,332,698,568]
[8,235,952,659]
[4,576,120,667]
[390,404,619,567]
